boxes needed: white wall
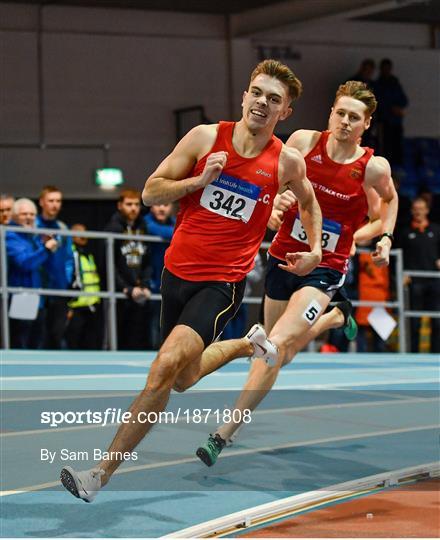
[0,3,229,198]
[1,2,438,199]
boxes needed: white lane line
[348,389,429,400]
[2,383,436,403]
[0,392,137,403]
[2,354,438,366]
[210,367,440,376]
[1,423,438,497]
[2,366,438,382]
[1,396,438,438]
[2,374,144,381]
[1,379,438,393]
[1,360,150,366]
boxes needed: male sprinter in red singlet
[60,60,323,502]
[196,80,399,466]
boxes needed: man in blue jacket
[36,186,74,349]
[7,198,58,348]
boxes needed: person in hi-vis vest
[65,223,103,350]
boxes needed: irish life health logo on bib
[200,173,262,223]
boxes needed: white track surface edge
[164,462,440,538]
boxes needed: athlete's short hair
[335,81,377,117]
[250,59,302,102]
[118,188,141,203]
[39,185,62,199]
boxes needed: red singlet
[270,130,374,274]
[165,121,282,281]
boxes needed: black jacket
[397,222,440,272]
[104,211,151,295]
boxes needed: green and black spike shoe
[196,433,226,467]
[336,300,358,341]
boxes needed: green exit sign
[95,168,124,189]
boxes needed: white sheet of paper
[367,307,397,341]
[9,293,40,320]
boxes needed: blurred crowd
[1,179,439,354]
[1,187,176,352]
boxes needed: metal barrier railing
[1,225,439,352]
[402,270,440,321]
[0,225,165,350]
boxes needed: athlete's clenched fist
[275,190,296,212]
[371,237,391,267]
[197,152,228,188]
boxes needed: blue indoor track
[1,350,439,538]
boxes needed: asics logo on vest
[256,169,271,177]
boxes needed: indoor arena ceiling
[2,0,439,28]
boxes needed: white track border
[164,462,440,538]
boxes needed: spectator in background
[65,224,103,350]
[355,241,390,352]
[0,194,15,225]
[418,187,433,214]
[349,58,376,86]
[105,189,152,350]
[145,203,176,349]
[347,60,377,147]
[0,193,15,346]
[398,197,440,353]
[374,59,408,166]
[6,198,58,348]
[36,185,74,349]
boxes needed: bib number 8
[291,218,340,252]
[321,232,330,249]
[209,190,246,218]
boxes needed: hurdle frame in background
[1,225,439,351]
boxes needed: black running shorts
[160,268,246,348]
[265,254,345,301]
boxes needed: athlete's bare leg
[217,287,331,441]
[98,324,204,485]
[173,338,253,392]
[174,298,289,391]
[174,295,345,394]
[304,303,345,337]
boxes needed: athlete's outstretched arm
[142,124,224,206]
[278,146,322,276]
